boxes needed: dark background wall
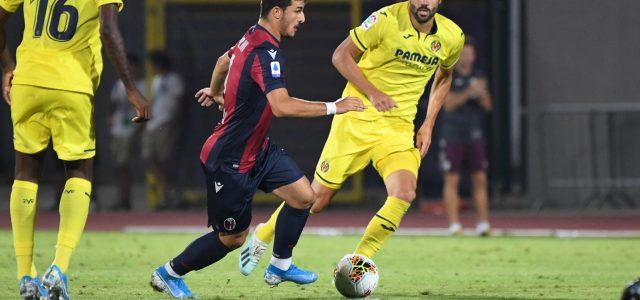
[0,0,498,202]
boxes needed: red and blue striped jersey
[200,24,286,173]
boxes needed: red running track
[1,210,639,231]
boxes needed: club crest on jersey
[431,40,442,52]
[270,61,281,78]
[320,160,330,173]
[362,13,378,31]
[224,217,236,231]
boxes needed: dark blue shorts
[202,143,304,234]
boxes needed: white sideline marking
[122,226,640,238]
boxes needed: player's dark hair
[148,50,172,71]
[260,0,296,18]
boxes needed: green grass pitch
[1,231,637,299]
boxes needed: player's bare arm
[0,7,14,105]
[196,52,231,110]
[99,4,150,123]
[416,66,454,158]
[332,37,397,112]
[266,88,365,118]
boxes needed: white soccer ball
[333,254,379,298]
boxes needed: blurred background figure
[143,51,184,210]
[108,53,146,211]
[439,37,493,236]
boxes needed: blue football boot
[150,265,194,298]
[42,265,69,300]
[19,275,48,300]
[264,264,318,286]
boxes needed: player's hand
[126,89,150,123]
[415,125,433,158]
[367,90,396,112]
[2,68,13,105]
[334,96,366,114]
[195,87,224,111]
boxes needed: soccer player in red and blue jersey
[149,0,365,297]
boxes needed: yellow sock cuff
[65,177,92,190]
[387,196,411,212]
[13,180,38,191]
[14,245,34,256]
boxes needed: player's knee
[390,189,416,203]
[219,231,248,250]
[296,189,315,209]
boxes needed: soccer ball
[622,278,640,300]
[333,254,379,298]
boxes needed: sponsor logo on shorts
[224,217,236,231]
[320,160,330,173]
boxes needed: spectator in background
[439,37,492,236]
[143,51,184,209]
[109,54,146,210]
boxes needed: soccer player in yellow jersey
[239,0,464,274]
[0,0,150,298]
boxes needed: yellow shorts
[11,84,95,161]
[314,115,421,189]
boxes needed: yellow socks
[53,178,91,272]
[355,196,410,258]
[256,202,284,244]
[10,180,39,279]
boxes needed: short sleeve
[441,32,465,69]
[251,46,286,94]
[0,0,23,13]
[349,9,389,52]
[95,0,123,12]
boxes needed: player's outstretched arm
[332,37,396,112]
[99,4,150,122]
[266,88,365,118]
[416,67,454,158]
[195,52,230,109]
[0,7,14,105]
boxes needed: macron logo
[268,49,277,59]
[214,181,224,193]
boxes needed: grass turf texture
[0,231,637,299]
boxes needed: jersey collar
[254,24,281,46]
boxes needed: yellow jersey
[0,0,123,95]
[344,1,464,122]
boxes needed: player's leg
[253,180,337,244]
[440,139,465,235]
[39,88,95,299]
[11,152,46,296]
[469,139,490,235]
[355,147,421,259]
[10,84,53,298]
[243,116,370,274]
[264,176,318,285]
[152,164,253,297]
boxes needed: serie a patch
[270,61,281,78]
[361,13,379,31]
